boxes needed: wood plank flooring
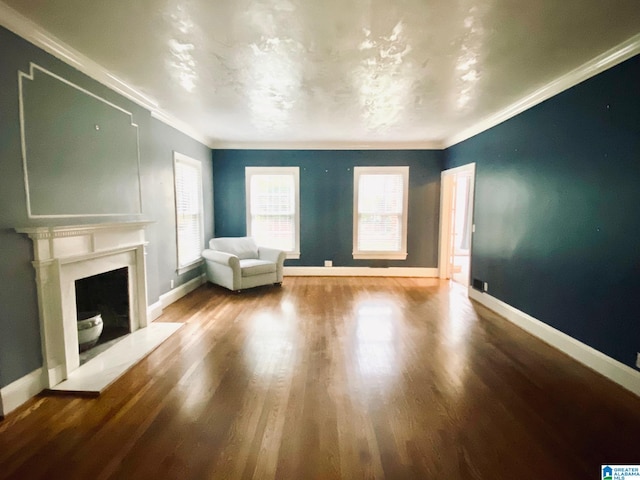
[1,277,639,479]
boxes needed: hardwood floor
[1,277,639,479]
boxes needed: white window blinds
[245,167,300,257]
[353,166,409,260]
[174,153,203,269]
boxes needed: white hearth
[16,222,152,388]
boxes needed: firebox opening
[75,267,130,364]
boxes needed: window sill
[352,252,407,260]
[286,252,300,260]
[177,259,204,275]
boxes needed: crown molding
[0,3,157,109]
[2,2,637,152]
[443,33,640,148]
[149,110,212,147]
[0,2,212,148]
[210,139,446,151]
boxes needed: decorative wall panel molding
[19,63,143,218]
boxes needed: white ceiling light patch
[241,2,303,132]
[453,4,485,111]
[165,1,199,93]
[353,21,414,132]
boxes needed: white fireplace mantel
[16,221,153,388]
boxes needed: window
[245,167,300,259]
[174,152,204,273]
[353,166,409,260]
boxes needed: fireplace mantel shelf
[16,221,154,263]
[16,221,154,239]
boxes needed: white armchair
[202,237,286,292]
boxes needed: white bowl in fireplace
[77,311,103,351]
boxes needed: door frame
[0,366,4,417]
[438,163,476,282]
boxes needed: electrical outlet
[483,282,489,292]
[324,260,333,267]
[170,279,174,289]
[636,352,640,369]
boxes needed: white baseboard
[284,266,438,277]
[0,368,45,416]
[469,288,640,397]
[147,300,163,322]
[147,273,207,322]
[160,274,206,308]
[146,273,207,321]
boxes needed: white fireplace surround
[16,221,152,388]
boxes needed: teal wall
[0,25,212,388]
[446,54,640,369]
[213,150,443,267]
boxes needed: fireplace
[75,266,131,361]
[16,222,152,388]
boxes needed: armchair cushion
[239,259,277,277]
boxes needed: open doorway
[439,163,475,288]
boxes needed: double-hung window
[173,152,204,273]
[353,166,409,260]
[245,166,300,259]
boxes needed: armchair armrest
[258,247,286,265]
[202,249,240,268]
[258,247,286,283]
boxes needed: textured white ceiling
[2,0,640,147]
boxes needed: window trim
[173,152,205,274]
[245,166,300,259]
[353,166,409,260]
